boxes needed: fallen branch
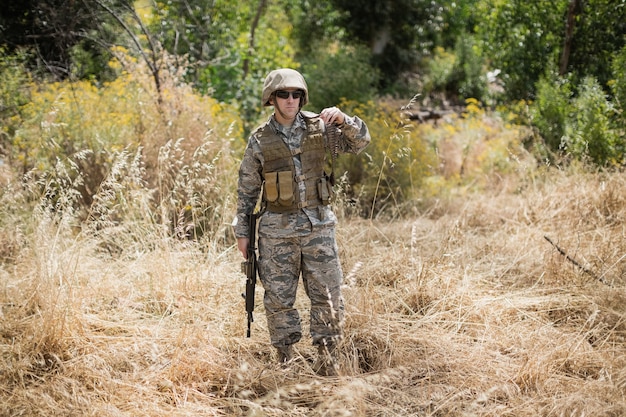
[544,235,611,287]
[405,109,456,123]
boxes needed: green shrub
[334,98,437,218]
[563,77,621,166]
[422,47,456,96]
[302,46,379,112]
[0,49,32,164]
[531,71,623,167]
[420,35,488,104]
[530,72,573,158]
[450,34,488,102]
[609,46,626,135]
[9,49,241,240]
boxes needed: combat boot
[312,343,339,377]
[276,345,294,364]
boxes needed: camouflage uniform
[234,68,370,353]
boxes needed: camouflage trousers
[258,226,344,348]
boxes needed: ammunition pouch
[264,169,333,212]
[318,172,334,205]
[264,171,295,207]
[258,112,336,213]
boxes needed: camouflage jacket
[234,111,370,239]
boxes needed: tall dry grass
[1,164,625,416]
[1,63,624,416]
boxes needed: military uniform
[234,68,370,372]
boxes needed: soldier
[234,68,370,376]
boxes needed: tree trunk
[243,0,267,80]
[560,0,582,75]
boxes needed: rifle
[241,212,258,337]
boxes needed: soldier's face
[273,88,302,119]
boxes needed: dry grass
[1,169,626,416]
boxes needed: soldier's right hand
[237,237,249,259]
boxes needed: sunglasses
[275,90,304,100]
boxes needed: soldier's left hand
[320,107,346,126]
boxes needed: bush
[422,47,456,96]
[8,49,242,241]
[563,77,621,166]
[302,46,379,112]
[333,98,437,218]
[530,72,573,159]
[609,46,626,135]
[449,34,488,102]
[0,49,32,166]
[531,72,623,167]
[420,36,488,105]
[421,98,533,189]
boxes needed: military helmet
[262,68,309,107]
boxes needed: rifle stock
[242,212,258,337]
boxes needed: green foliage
[290,0,345,56]
[477,0,568,100]
[293,0,483,95]
[478,0,625,102]
[420,34,490,106]
[8,49,241,239]
[147,0,264,73]
[0,49,32,158]
[148,0,299,132]
[610,45,626,131]
[566,0,626,93]
[531,71,623,167]
[69,33,120,82]
[562,77,621,166]
[0,0,134,80]
[423,47,457,95]
[329,0,436,89]
[423,35,488,103]
[3,0,624,114]
[334,99,437,218]
[302,46,379,112]
[450,35,488,102]
[530,72,574,157]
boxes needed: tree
[478,0,626,100]
[333,0,416,87]
[290,0,344,57]
[0,0,132,79]
[326,0,480,92]
[566,0,626,91]
[328,0,438,90]
[93,0,167,101]
[559,0,582,75]
[477,0,568,100]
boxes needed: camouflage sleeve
[234,137,264,238]
[335,115,371,155]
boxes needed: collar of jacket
[270,112,307,136]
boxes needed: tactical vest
[257,111,333,213]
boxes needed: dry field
[1,169,625,416]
